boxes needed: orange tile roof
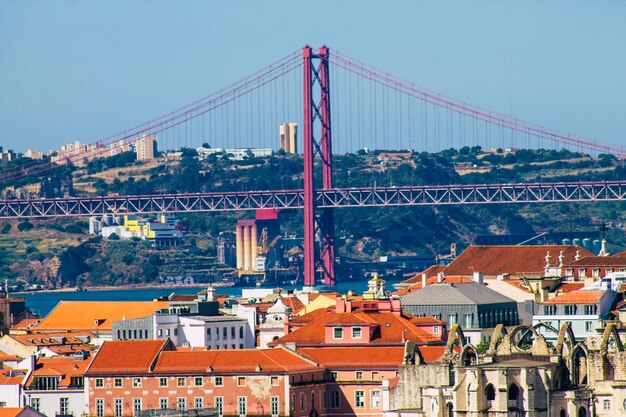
[443,245,594,277]
[86,340,171,375]
[297,346,404,368]
[282,296,305,311]
[418,346,447,362]
[154,347,317,374]
[32,301,169,332]
[0,409,30,417]
[25,357,91,387]
[274,310,443,346]
[543,290,605,304]
[409,316,445,325]
[0,365,28,385]
[10,318,40,331]
[501,280,533,293]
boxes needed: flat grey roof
[401,282,516,306]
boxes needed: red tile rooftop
[542,290,605,305]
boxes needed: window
[207,328,212,340]
[96,399,104,417]
[271,396,279,417]
[223,327,228,339]
[584,305,597,315]
[508,384,519,401]
[433,325,439,334]
[270,376,279,386]
[355,391,365,408]
[290,394,296,412]
[159,377,168,387]
[133,377,142,387]
[231,327,236,339]
[331,371,338,380]
[239,344,244,349]
[300,393,305,411]
[311,392,316,409]
[238,396,247,416]
[592,269,600,278]
[178,377,186,387]
[60,397,69,415]
[333,327,343,339]
[330,390,340,408]
[543,305,556,315]
[352,326,362,338]
[448,313,457,326]
[564,305,577,315]
[585,321,594,332]
[214,376,223,386]
[464,314,473,328]
[160,398,168,410]
[372,371,379,380]
[166,329,171,336]
[158,329,163,337]
[195,377,203,386]
[355,371,363,380]
[177,397,187,411]
[239,327,244,338]
[485,384,496,401]
[174,328,178,336]
[215,397,224,417]
[578,269,586,279]
[30,398,40,412]
[134,398,142,414]
[371,391,381,408]
[238,377,246,386]
[114,378,123,387]
[323,391,328,409]
[114,398,123,417]
[216,327,220,340]
[604,399,611,410]
[95,378,104,388]
[195,397,204,410]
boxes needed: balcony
[135,408,218,417]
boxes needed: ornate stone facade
[384,323,626,417]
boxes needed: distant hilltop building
[0,146,16,162]
[196,147,272,160]
[90,213,184,246]
[279,122,297,153]
[47,134,157,167]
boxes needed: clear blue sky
[1,1,626,153]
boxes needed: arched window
[485,384,496,401]
[560,409,567,417]
[508,383,519,401]
[578,407,587,417]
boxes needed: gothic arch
[445,324,467,355]
[460,344,478,366]
[600,322,623,352]
[555,322,576,357]
[488,324,508,352]
[509,324,541,352]
[571,344,590,386]
[533,321,559,336]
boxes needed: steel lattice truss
[2,181,626,218]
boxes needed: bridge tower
[302,45,335,287]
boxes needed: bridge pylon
[302,45,335,287]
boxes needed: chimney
[421,273,427,288]
[335,295,345,313]
[437,272,444,283]
[473,272,483,284]
[390,296,401,315]
[345,298,353,313]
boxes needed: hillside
[1,146,626,289]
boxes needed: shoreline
[14,281,234,296]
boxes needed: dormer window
[333,327,343,339]
[351,327,362,339]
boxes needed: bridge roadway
[2,180,626,218]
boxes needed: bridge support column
[302,45,335,287]
[236,224,244,270]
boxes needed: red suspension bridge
[2,46,626,287]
